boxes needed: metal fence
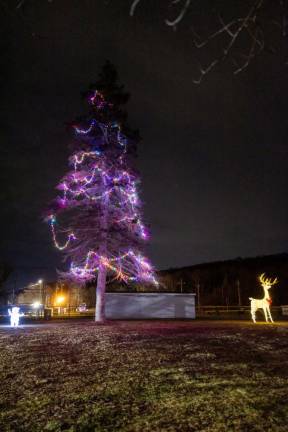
[195,305,286,319]
[1,305,287,320]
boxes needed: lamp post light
[38,279,43,305]
[38,279,44,317]
[28,279,44,317]
[55,295,66,315]
[55,295,65,305]
[29,279,44,304]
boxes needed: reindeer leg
[251,307,256,323]
[267,307,274,323]
[263,307,268,322]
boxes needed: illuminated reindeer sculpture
[249,273,277,323]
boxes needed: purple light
[48,91,157,285]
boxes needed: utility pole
[12,274,18,304]
[68,288,71,317]
[177,278,186,293]
[196,282,200,308]
[38,279,44,317]
[236,279,241,306]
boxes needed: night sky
[2,1,288,288]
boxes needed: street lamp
[38,279,43,305]
[54,295,65,316]
[55,295,65,306]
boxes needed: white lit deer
[249,273,277,323]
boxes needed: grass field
[0,320,288,431]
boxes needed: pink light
[49,216,76,250]
[48,91,157,286]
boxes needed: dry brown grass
[0,320,288,431]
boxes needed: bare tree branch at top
[192,0,265,83]
[130,0,288,83]
[3,0,288,82]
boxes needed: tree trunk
[95,262,107,322]
[95,195,109,322]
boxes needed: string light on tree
[49,215,76,250]
[47,62,157,322]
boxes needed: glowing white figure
[8,306,23,328]
[249,273,277,323]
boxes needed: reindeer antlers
[259,273,278,286]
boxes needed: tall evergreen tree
[47,62,157,321]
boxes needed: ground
[0,320,288,432]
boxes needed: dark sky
[2,1,288,288]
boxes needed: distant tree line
[156,253,288,306]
